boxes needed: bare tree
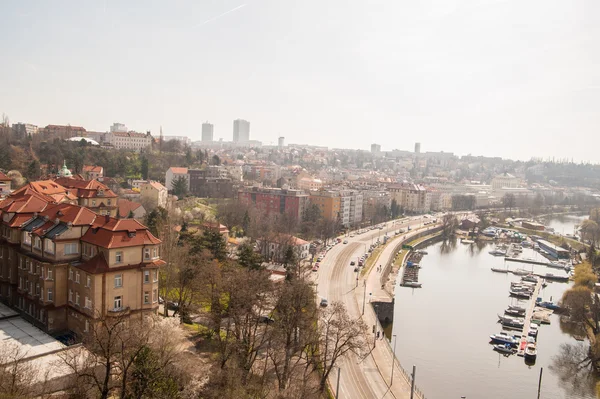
[0,343,39,398]
[312,301,368,392]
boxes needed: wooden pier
[505,257,553,267]
[516,279,543,357]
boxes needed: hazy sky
[1,1,599,161]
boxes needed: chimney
[105,214,110,223]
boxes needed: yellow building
[309,191,341,221]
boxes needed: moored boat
[544,273,569,283]
[401,281,422,288]
[508,305,526,313]
[489,332,519,346]
[524,343,537,360]
[505,308,525,317]
[491,267,509,273]
[494,343,517,355]
[510,290,531,299]
[489,249,507,256]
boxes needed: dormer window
[23,232,31,245]
[33,236,41,249]
[144,248,150,260]
[44,239,55,254]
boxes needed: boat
[489,249,507,256]
[498,315,525,328]
[417,250,428,255]
[512,269,533,276]
[489,332,519,346]
[462,239,475,244]
[521,275,538,283]
[494,343,517,355]
[491,267,509,273]
[509,290,531,299]
[505,308,526,317]
[537,301,561,311]
[401,281,422,288]
[528,324,539,338]
[508,305,527,313]
[524,343,538,360]
[543,273,570,283]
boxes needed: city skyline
[1,1,599,162]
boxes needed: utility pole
[362,288,367,315]
[537,367,543,399]
[336,367,341,399]
[410,365,416,399]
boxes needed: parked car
[312,266,319,272]
[320,299,329,307]
[354,267,359,272]
[343,240,348,244]
[350,261,356,266]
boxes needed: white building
[492,173,520,190]
[202,123,214,142]
[104,131,152,151]
[258,235,310,262]
[165,167,189,191]
[339,190,363,227]
[233,119,250,142]
[110,122,128,133]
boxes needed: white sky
[1,0,599,161]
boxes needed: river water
[544,214,588,236]
[391,239,596,399]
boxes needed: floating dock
[505,257,555,267]
[516,279,543,357]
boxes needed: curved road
[316,217,433,399]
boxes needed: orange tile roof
[169,167,188,174]
[0,194,49,214]
[54,177,117,199]
[37,203,98,226]
[144,181,167,191]
[81,216,161,248]
[0,171,10,181]
[11,180,78,203]
[82,165,103,173]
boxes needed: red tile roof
[53,177,117,198]
[11,180,78,203]
[83,165,103,174]
[144,181,167,191]
[37,203,98,226]
[0,171,10,181]
[81,216,161,248]
[0,194,49,214]
[117,199,144,218]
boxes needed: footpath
[354,225,439,399]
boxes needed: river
[390,238,596,399]
[544,214,588,236]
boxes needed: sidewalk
[355,227,432,399]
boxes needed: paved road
[316,217,434,399]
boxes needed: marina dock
[505,257,556,268]
[516,279,543,357]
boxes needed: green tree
[212,154,221,166]
[141,156,149,180]
[171,175,188,198]
[144,207,169,238]
[502,193,517,212]
[25,160,41,180]
[237,243,263,270]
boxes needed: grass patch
[362,245,385,276]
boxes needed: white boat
[490,332,519,346]
[494,343,517,355]
[491,267,509,273]
[461,239,475,244]
[512,269,532,276]
[401,281,422,288]
[489,249,507,256]
[508,305,527,313]
[524,343,537,360]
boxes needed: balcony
[106,306,130,317]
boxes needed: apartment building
[339,190,363,227]
[54,177,118,216]
[165,167,189,192]
[0,189,162,336]
[82,165,104,180]
[238,186,309,220]
[188,169,234,199]
[308,191,341,222]
[140,181,168,209]
[388,183,431,213]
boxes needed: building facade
[165,167,189,192]
[12,123,38,138]
[188,168,234,199]
[238,187,309,220]
[233,119,250,142]
[0,189,162,337]
[140,182,168,209]
[388,183,431,213]
[82,165,104,180]
[104,131,153,151]
[202,123,214,142]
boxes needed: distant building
[110,123,128,133]
[54,176,119,217]
[308,190,362,227]
[371,144,381,153]
[188,168,234,199]
[165,167,189,192]
[415,142,421,154]
[202,123,214,142]
[82,165,104,180]
[104,131,152,151]
[297,177,323,191]
[140,181,168,209]
[257,234,310,262]
[12,123,38,138]
[492,173,519,190]
[238,187,309,221]
[278,136,285,149]
[388,183,431,213]
[40,125,86,138]
[233,119,250,142]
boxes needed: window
[69,269,73,280]
[92,200,96,206]
[44,239,55,254]
[64,243,78,255]
[47,288,53,302]
[47,268,52,280]
[23,232,31,245]
[84,319,89,332]
[75,272,80,284]
[69,290,73,302]
[36,265,40,275]
[144,291,149,304]
[29,261,33,273]
[75,292,80,306]
[152,247,158,258]
[115,251,123,263]
[153,289,158,303]
[114,274,122,288]
[144,248,150,260]
[107,199,111,206]
[86,275,91,287]
[19,277,23,289]
[36,283,40,296]
[144,270,150,283]
[113,296,122,310]
[153,269,158,282]
[85,297,92,309]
